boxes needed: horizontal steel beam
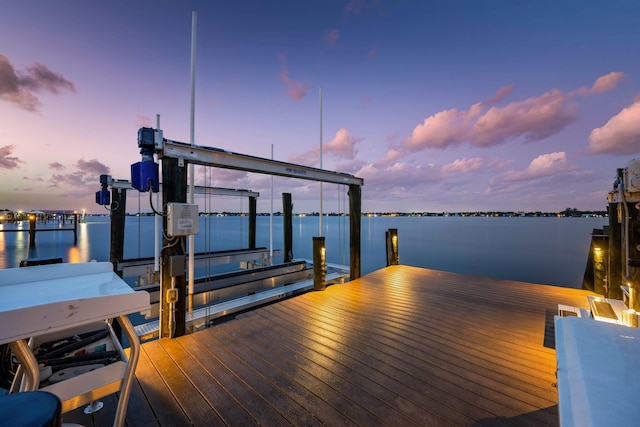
[109,179,259,198]
[161,139,364,186]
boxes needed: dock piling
[28,215,36,246]
[385,228,399,266]
[313,236,326,291]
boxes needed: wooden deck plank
[118,265,598,426]
[207,325,358,426]
[256,297,552,424]
[237,307,498,426]
[178,334,290,426]
[157,338,256,426]
[288,286,560,396]
[133,342,192,426]
[218,317,390,426]
[216,311,447,426]
[123,377,160,427]
[144,339,225,426]
[177,332,320,426]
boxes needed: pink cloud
[396,86,578,156]
[577,71,624,96]
[289,128,363,166]
[480,84,514,106]
[469,89,578,147]
[324,29,340,46]
[278,53,310,101]
[502,152,568,182]
[0,54,75,112]
[367,45,378,58]
[325,128,361,158]
[587,101,640,155]
[379,72,622,166]
[0,145,24,169]
[440,158,484,178]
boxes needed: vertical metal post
[313,236,326,291]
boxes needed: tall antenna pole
[270,144,274,264]
[319,85,323,236]
[155,114,161,276]
[188,11,197,311]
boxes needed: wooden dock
[63,265,596,426]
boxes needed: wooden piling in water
[591,229,608,296]
[28,215,36,246]
[385,228,399,266]
[73,213,78,244]
[161,157,187,338]
[627,200,640,310]
[248,196,256,249]
[608,202,623,299]
[349,184,361,280]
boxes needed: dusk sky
[2,0,640,214]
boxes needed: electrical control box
[166,203,199,237]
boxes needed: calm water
[0,215,607,288]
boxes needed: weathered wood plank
[158,337,255,426]
[134,342,192,426]
[178,334,290,426]
[144,339,223,426]
[118,265,598,427]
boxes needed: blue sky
[1,0,640,214]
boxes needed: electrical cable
[103,200,119,212]
[149,180,165,217]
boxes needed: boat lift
[105,127,363,339]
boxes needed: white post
[270,144,274,264]
[319,85,323,236]
[154,114,160,275]
[188,11,197,311]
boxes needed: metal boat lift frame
[152,132,363,338]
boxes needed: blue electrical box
[95,189,110,206]
[131,161,159,192]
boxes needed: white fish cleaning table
[555,315,640,426]
[0,261,150,427]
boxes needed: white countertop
[555,316,640,426]
[0,262,150,344]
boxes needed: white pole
[188,11,197,311]
[270,144,274,264]
[154,114,161,275]
[319,85,323,236]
